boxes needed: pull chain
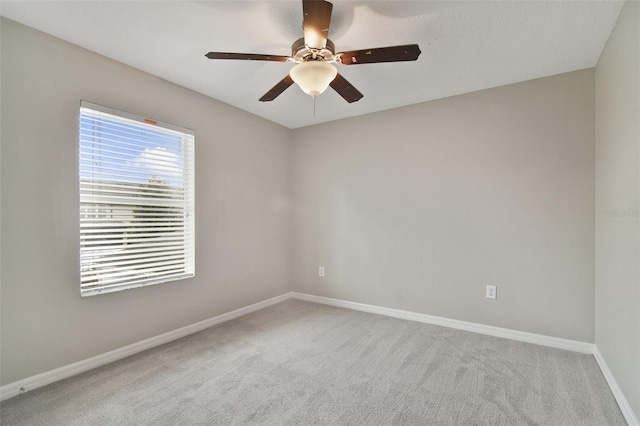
[313,96,316,117]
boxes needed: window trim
[79,100,195,297]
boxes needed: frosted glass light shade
[290,61,337,97]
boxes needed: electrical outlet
[318,266,325,277]
[486,285,497,299]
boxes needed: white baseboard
[594,346,639,426]
[291,292,595,354]
[0,292,292,402]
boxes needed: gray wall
[595,0,640,418]
[0,18,291,385]
[291,70,596,343]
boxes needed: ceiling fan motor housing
[291,37,337,63]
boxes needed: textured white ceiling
[0,1,624,129]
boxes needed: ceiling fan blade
[338,44,421,65]
[330,73,363,103]
[205,52,289,62]
[302,0,333,49]
[259,75,295,102]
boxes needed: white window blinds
[79,101,195,296]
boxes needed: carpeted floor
[0,299,626,425]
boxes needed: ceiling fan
[205,0,421,103]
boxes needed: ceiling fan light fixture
[289,61,337,97]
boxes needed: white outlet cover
[486,285,497,299]
[318,267,325,277]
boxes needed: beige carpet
[0,299,626,425]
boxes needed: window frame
[79,100,195,297]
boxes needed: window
[79,101,194,296]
